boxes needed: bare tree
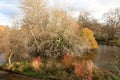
[77,11,92,28]
[19,0,98,59]
[20,0,49,50]
[20,0,48,28]
[0,28,29,65]
[103,7,120,42]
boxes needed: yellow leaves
[81,28,98,49]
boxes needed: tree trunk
[7,50,13,65]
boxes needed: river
[0,53,6,65]
[94,44,120,73]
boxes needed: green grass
[23,70,40,78]
[115,38,120,46]
[23,68,52,79]
[23,68,47,79]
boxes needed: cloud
[48,0,120,22]
[0,0,120,26]
[0,0,22,26]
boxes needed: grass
[98,38,120,47]
[110,38,120,46]
[115,38,120,46]
[23,70,40,78]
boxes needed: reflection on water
[95,45,120,73]
[81,45,120,74]
[0,54,6,64]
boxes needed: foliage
[62,54,73,68]
[81,28,98,49]
[31,56,42,72]
[74,62,86,78]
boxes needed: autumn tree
[28,10,98,57]
[27,9,84,58]
[80,28,98,49]
[0,28,29,65]
[20,0,98,59]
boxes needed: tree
[77,11,102,39]
[20,0,49,51]
[103,7,120,42]
[20,0,98,59]
[77,11,92,28]
[20,0,48,28]
[0,28,29,65]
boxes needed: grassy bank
[97,38,120,47]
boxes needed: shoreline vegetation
[97,38,120,47]
[0,57,119,80]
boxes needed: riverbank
[97,39,120,47]
[0,70,39,80]
[0,60,119,80]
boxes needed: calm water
[0,54,6,65]
[95,45,120,73]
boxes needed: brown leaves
[63,54,73,68]
[74,62,86,78]
[31,56,42,72]
[74,60,96,80]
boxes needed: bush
[62,54,73,68]
[74,62,86,78]
[28,27,98,59]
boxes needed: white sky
[0,0,120,26]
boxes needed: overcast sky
[0,0,120,26]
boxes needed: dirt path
[0,71,40,80]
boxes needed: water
[94,45,120,73]
[0,54,6,65]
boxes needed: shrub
[74,62,86,78]
[62,54,73,68]
[31,56,42,72]
[80,28,98,49]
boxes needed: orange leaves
[74,60,96,80]
[74,62,86,78]
[31,56,42,72]
[63,54,73,68]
